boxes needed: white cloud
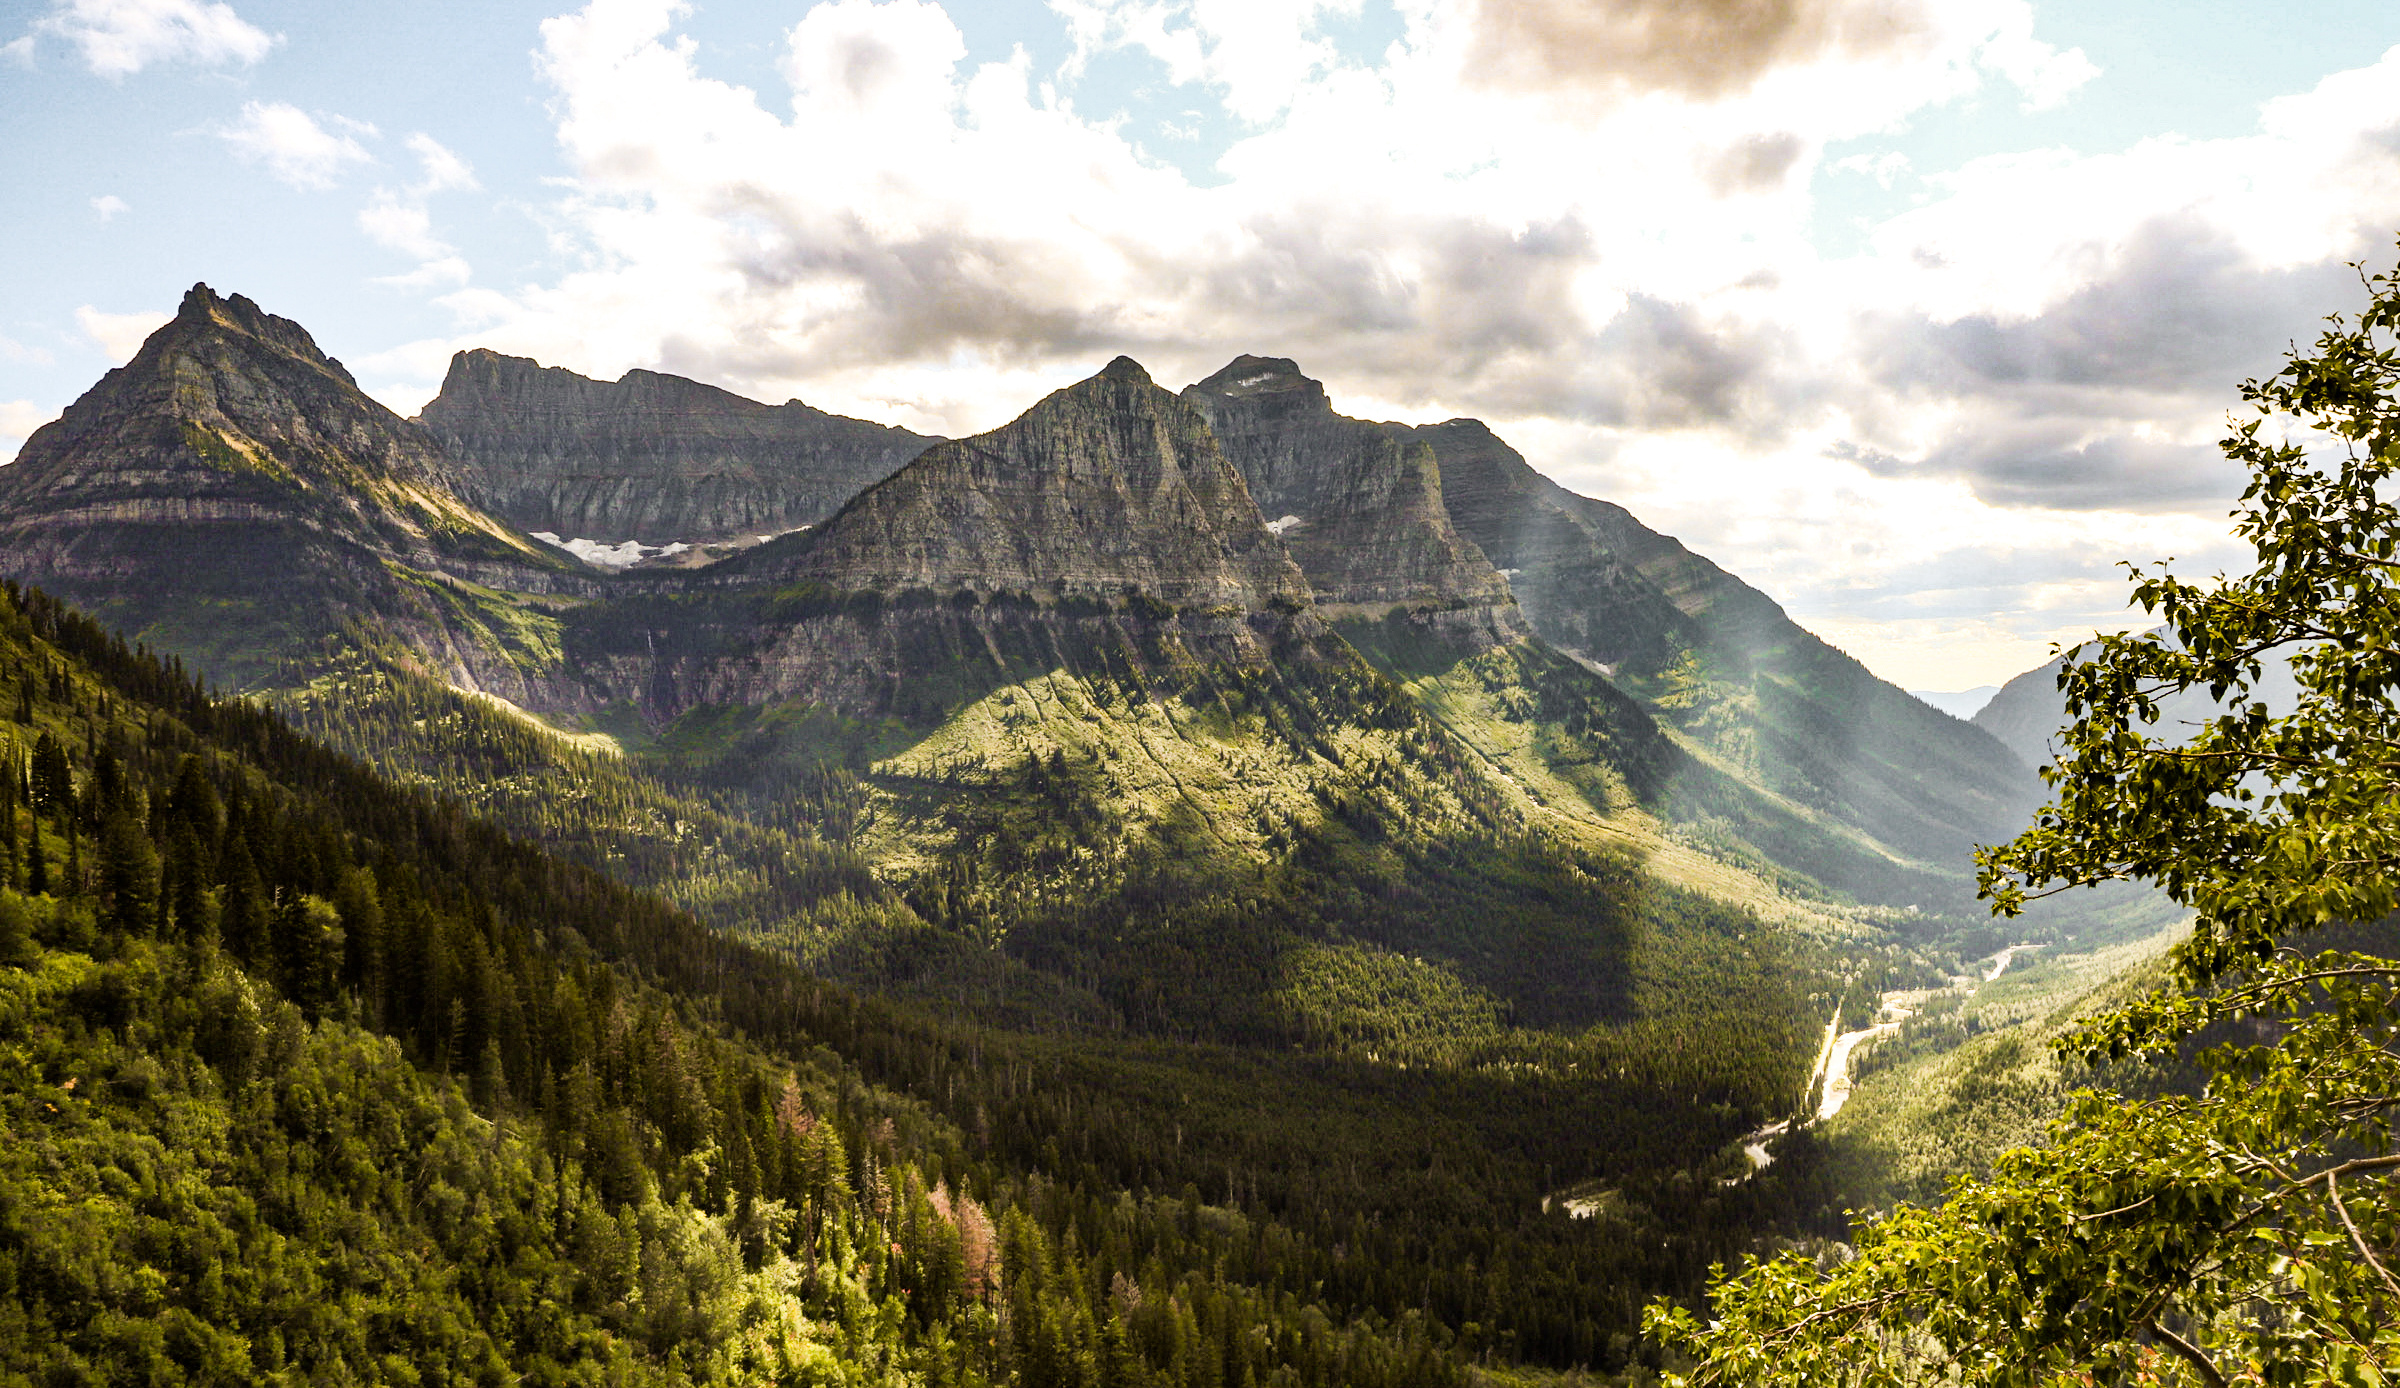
[0,335,52,366]
[360,196,449,263]
[219,101,376,190]
[32,0,277,78]
[381,2,2400,686]
[2,36,34,67]
[0,401,53,464]
[90,193,128,221]
[1976,8,2096,111]
[76,305,172,363]
[403,133,477,194]
[1053,0,1359,123]
[357,134,479,289]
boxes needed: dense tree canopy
[1648,253,2400,1383]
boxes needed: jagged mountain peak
[0,285,573,687]
[11,284,445,494]
[1189,355,1329,408]
[1183,355,1515,620]
[751,354,1308,610]
[170,281,352,380]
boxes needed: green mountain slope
[1408,414,2039,892]
[0,285,584,691]
[0,579,1849,1378]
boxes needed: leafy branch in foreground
[1646,252,2400,1385]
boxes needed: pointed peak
[1186,355,1328,406]
[1097,355,1152,384]
[162,283,342,378]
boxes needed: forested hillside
[0,580,1855,1381]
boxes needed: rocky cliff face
[1409,416,2040,870]
[744,356,1309,611]
[418,350,935,544]
[554,358,1330,720]
[0,285,581,690]
[1182,357,1519,628]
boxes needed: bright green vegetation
[1820,931,2178,1209]
[1652,253,2400,1387]
[0,580,1866,1382]
[0,584,1481,1386]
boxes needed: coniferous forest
[0,580,1850,1383]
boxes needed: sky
[4,0,2399,691]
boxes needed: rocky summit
[0,284,577,686]
[418,349,935,547]
[754,356,1309,611]
[1184,356,1517,626]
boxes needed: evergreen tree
[220,835,267,964]
[96,806,158,936]
[273,890,339,1016]
[29,731,68,816]
[333,865,382,1013]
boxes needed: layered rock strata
[418,350,935,545]
[0,285,583,692]
[565,358,1330,718]
[1182,356,1520,639]
[739,356,1309,611]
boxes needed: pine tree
[29,732,68,817]
[220,836,267,965]
[96,807,157,936]
[273,890,339,1016]
[333,865,382,1009]
[165,822,209,942]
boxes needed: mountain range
[0,281,2145,1380]
[0,284,2133,1050]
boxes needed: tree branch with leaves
[1646,251,2400,1385]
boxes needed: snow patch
[1265,514,1303,535]
[531,531,691,572]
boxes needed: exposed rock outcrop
[1183,356,1519,634]
[560,357,1331,719]
[0,284,582,690]
[743,356,1310,611]
[418,350,935,544]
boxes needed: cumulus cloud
[1053,0,1360,122]
[31,0,277,78]
[364,1,2400,683]
[90,193,128,221]
[219,101,375,190]
[1460,0,1933,102]
[76,305,171,364]
[358,134,478,288]
[403,133,477,195]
